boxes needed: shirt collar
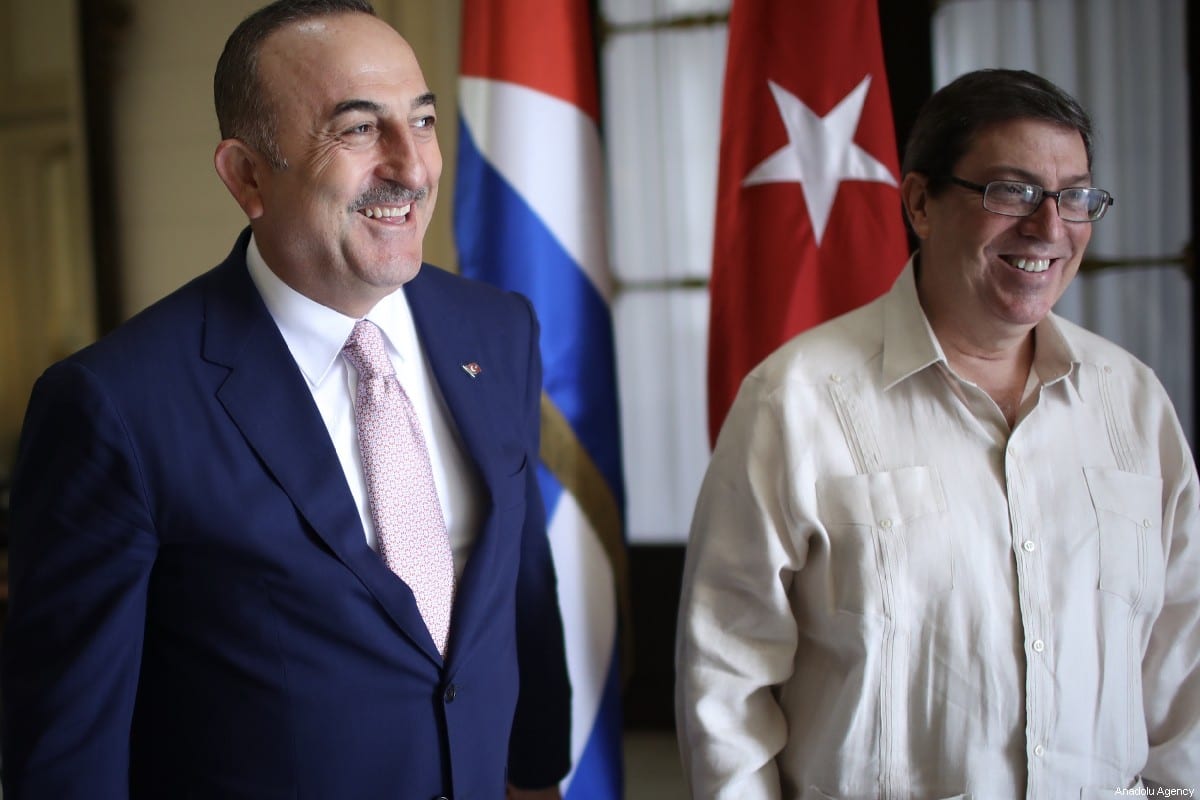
[1030,312,1078,388]
[880,254,1082,394]
[245,235,418,387]
[881,257,946,390]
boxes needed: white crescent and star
[742,74,898,245]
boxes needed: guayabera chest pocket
[1084,466,1163,608]
[816,465,950,616]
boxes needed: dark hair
[214,0,377,170]
[901,69,1094,195]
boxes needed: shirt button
[444,684,457,703]
[829,373,843,384]
[1022,540,1036,553]
[879,518,893,530]
[1143,519,1153,529]
[1032,639,1046,653]
[1034,744,1045,757]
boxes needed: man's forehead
[959,119,1089,171]
[271,12,395,43]
[259,18,431,111]
[262,13,419,73]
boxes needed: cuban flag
[455,2,627,797]
[707,0,908,442]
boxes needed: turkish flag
[707,0,909,443]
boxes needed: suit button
[433,796,451,800]
[444,684,457,702]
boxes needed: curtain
[603,12,728,541]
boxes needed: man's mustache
[349,185,428,211]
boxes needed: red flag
[707,0,909,443]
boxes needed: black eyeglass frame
[949,176,1115,222]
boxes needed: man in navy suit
[1,1,570,797]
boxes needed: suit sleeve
[2,361,158,799]
[505,295,572,789]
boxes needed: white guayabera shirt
[676,260,1200,800]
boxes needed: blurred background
[0,0,1194,796]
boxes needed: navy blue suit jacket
[1,231,571,799]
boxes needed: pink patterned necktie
[343,319,455,656]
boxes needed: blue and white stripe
[456,75,627,799]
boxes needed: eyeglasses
[949,177,1114,222]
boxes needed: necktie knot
[343,319,393,380]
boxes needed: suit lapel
[200,241,443,664]
[405,269,512,666]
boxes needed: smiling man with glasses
[677,68,1199,798]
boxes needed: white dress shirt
[245,236,483,578]
[676,259,1200,799]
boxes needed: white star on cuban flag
[743,76,899,245]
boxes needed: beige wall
[0,0,96,472]
[112,0,464,316]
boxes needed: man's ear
[214,139,268,220]
[900,172,932,240]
